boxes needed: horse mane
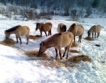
[70,23,76,29]
[62,25,67,31]
[5,25,21,32]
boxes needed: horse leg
[16,35,18,43]
[44,31,47,36]
[40,31,42,36]
[55,48,58,60]
[78,35,82,43]
[18,36,22,44]
[74,35,75,43]
[92,32,93,38]
[66,47,70,59]
[63,47,67,58]
[95,32,96,38]
[48,30,51,35]
[97,32,100,38]
[26,35,29,44]
[58,47,62,59]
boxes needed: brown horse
[57,23,67,33]
[37,32,74,59]
[68,23,84,43]
[88,25,102,38]
[5,25,30,44]
[35,22,52,36]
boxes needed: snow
[0,15,106,83]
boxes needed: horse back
[16,26,30,36]
[96,25,102,32]
[5,25,21,33]
[41,23,52,31]
[59,32,74,47]
[68,24,84,36]
[76,25,84,35]
[46,22,52,27]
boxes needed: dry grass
[29,35,42,40]
[0,38,15,46]
[67,55,92,63]
[70,49,80,53]
[25,50,47,57]
[71,42,78,47]
[84,36,94,41]
[43,59,66,67]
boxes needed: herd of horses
[4,22,102,59]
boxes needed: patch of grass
[70,49,80,53]
[29,35,42,40]
[71,42,78,47]
[0,38,15,46]
[42,59,66,67]
[67,55,92,63]
[25,50,47,57]
[84,36,94,41]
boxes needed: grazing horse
[57,23,67,33]
[88,25,102,38]
[35,22,52,36]
[68,23,84,43]
[37,32,74,59]
[5,25,30,44]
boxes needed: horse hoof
[66,57,68,59]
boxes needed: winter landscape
[0,0,106,83]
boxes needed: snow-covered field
[0,15,106,83]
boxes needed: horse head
[35,23,40,31]
[37,41,47,56]
[4,30,10,39]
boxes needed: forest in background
[0,0,106,20]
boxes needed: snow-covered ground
[0,15,106,83]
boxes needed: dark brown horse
[57,23,67,33]
[68,23,84,43]
[37,32,74,59]
[5,25,30,44]
[35,22,52,36]
[88,25,102,38]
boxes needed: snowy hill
[0,16,106,83]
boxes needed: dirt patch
[43,59,66,67]
[67,55,92,63]
[29,35,42,40]
[71,42,78,47]
[70,49,80,53]
[25,50,47,57]
[0,38,15,46]
[84,36,94,41]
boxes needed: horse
[88,25,102,38]
[5,25,30,44]
[37,32,74,59]
[57,23,67,33]
[68,23,84,43]
[35,22,52,36]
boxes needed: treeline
[0,0,106,20]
